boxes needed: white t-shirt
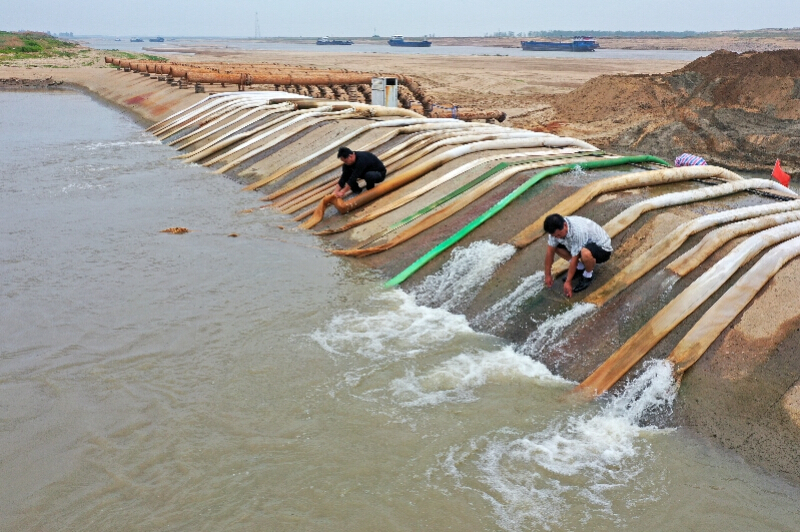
[547,215,613,257]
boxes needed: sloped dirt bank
[550,50,800,171]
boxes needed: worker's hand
[544,273,553,288]
[563,281,573,298]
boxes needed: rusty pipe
[187,72,250,86]
[428,106,507,122]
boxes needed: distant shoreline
[231,32,800,52]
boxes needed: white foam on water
[78,139,162,151]
[60,181,108,194]
[521,302,597,358]
[441,360,678,532]
[412,241,517,311]
[473,272,545,331]
[389,345,569,407]
[310,289,473,362]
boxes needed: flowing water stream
[1,89,799,531]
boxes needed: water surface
[85,36,711,61]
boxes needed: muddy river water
[1,89,799,530]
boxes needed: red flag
[772,159,791,187]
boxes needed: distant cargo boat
[388,35,432,48]
[521,36,599,52]
[316,37,354,45]
[149,37,165,42]
[130,38,143,42]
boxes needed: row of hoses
[148,92,799,399]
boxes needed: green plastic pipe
[358,152,604,249]
[384,155,670,287]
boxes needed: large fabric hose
[583,201,800,307]
[667,234,800,375]
[266,122,496,202]
[574,220,800,398]
[242,119,459,191]
[301,136,598,230]
[384,155,667,287]
[314,148,593,236]
[508,165,743,249]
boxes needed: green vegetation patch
[0,31,78,59]
[104,50,167,62]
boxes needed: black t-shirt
[338,151,387,188]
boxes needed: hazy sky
[5,0,799,37]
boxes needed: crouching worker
[543,213,613,298]
[333,147,387,198]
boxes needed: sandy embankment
[0,46,687,127]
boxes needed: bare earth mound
[552,50,800,171]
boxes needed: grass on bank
[104,50,167,62]
[0,31,78,59]
[0,32,166,66]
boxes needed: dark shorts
[557,242,611,264]
[349,170,386,194]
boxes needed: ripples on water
[2,90,799,531]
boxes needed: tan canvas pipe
[265,122,502,203]
[173,104,276,150]
[667,205,800,276]
[199,107,341,169]
[601,178,796,237]
[301,136,597,229]
[152,93,260,138]
[292,100,425,119]
[211,108,357,174]
[279,182,341,214]
[573,220,800,398]
[314,148,591,236]
[508,166,745,249]
[241,119,460,192]
[267,130,402,205]
[153,97,239,138]
[331,155,611,256]
[667,234,800,376]
[179,104,296,162]
[547,179,798,284]
[169,101,266,147]
[380,126,513,168]
[383,131,548,174]
[582,201,800,307]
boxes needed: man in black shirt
[333,146,387,198]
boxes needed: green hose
[358,151,605,249]
[384,155,670,287]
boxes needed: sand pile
[679,49,800,77]
[551,49,800,170]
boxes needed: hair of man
[543,213,566,235]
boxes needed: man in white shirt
[543,213,613,298]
